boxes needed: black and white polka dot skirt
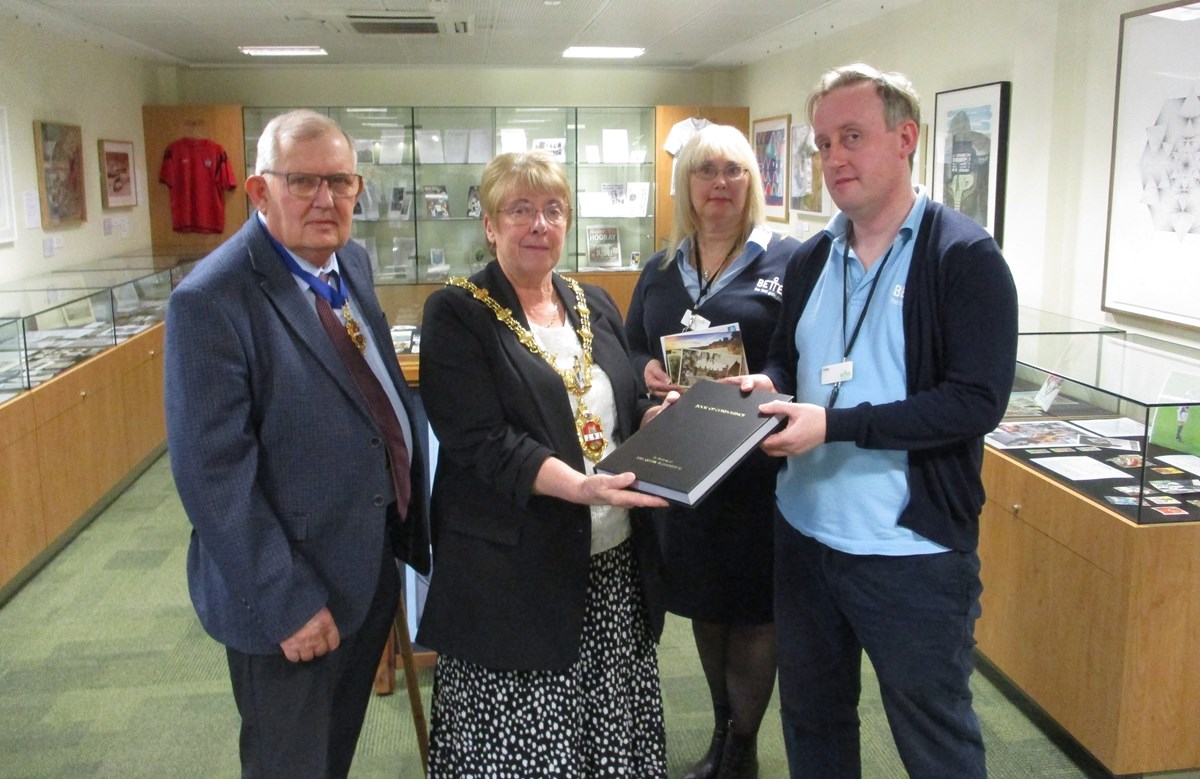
[427,540,667,778]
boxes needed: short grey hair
[255,109,356,174]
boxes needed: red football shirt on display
[159,138,238,233]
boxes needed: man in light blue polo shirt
[741,64,1017,777]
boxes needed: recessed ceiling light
[562,46,644,59]
[238,45,328,57]
[544,0,562,5]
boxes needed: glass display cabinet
[1016,304,1124,335]
[0,287,115,391]
[990,330,1200,524]
[0,317,22,404]
[243,105,655,283]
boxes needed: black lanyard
[693,239,740,307]
[828,241,894,408]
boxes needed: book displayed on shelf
[388,186,412,220]
[466,185,482,218]
[414,130,444,163]
[423,185,450,218]
[585,225,621,268]
[443,129,470,163]
[661,324,747,387]
[378,133,405,164]
[532,137,566,161]
[596,379,792,506]
[625,181,650,217]
[468,128,492,163]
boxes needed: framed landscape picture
[98,139,136,209]
[1101,1,1200,329]
[930,82,1010,244]
[33,120,87,229]
[752,114,789,222]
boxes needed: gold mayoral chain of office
[447,276,607,463]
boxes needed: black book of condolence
[596,378,792,507]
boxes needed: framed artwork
[1102,1,1200,330]
[98,139,137,209]
[33,120,87,229]
[930,82,1010,244]
[752,114,789,222]
[789,122,828,216]
[0,107,15,244]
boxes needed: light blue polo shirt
[776,190,947,556]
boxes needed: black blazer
[416,261,663,670]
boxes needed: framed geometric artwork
[98,139,137,209]
[789,122,828,216]
[33,120,87,229]
[1101,1,1200,330]
[752,114,789,223]
[930,81,1011,245]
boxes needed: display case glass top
[1017,305,1123,335]
[991,331,1200,524]
[0,287,115,391]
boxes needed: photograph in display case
[423,185,450,218]
[585,225,621,268]
[930,81,1010,244]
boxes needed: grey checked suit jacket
[165,216,430,654]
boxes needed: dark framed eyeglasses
[693,162,750,181]
[262,170,363,199]
[498,202,570,226]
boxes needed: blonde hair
[478,152,573,256]
[665,124,764,265]
[806,63,921,165]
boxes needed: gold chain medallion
[448,276,607,462]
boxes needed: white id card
[820,360,854,385]
[681,310,710,331]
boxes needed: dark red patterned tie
[315,271,411,519]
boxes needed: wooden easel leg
[395,595,430,775]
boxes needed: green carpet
[0,454,1117,777]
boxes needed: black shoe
[682,721,730,779]
[716,730,758,779]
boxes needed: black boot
[716,730,758,779]
[682,720,729,779]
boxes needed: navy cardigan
[763,201,1018,551]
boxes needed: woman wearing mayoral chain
[418,152,670,777]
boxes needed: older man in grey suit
[165,109,429,778]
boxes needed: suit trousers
[226,542,400,778]
[773,512,985,779]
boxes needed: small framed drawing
[752,114,789,222]
[33,120,87,229]
[1102,1,1200,330]
[930,82,1010,245]
[98,139,137,209]
[789,123,827,216]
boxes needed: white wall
[732,0,1190,344]
[0,18,170,284]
